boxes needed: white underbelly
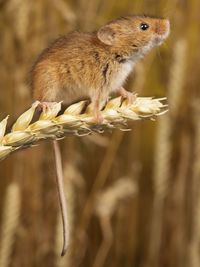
[110,60,135,92]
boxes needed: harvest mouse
[31,15,170,122]
[31,15,170,256]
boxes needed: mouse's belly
[109,60,135,93]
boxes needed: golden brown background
[0,0,200,266]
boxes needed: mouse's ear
[97,26,115,45]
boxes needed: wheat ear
[0,96,167,161]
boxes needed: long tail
[52,140,69,256]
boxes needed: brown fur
[31,15,170,110]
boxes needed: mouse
[31,14,170,122]
[30,15,170,256]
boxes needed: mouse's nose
[155,19,170,37]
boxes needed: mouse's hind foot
[39,101,58,112]
[118,87,137,104]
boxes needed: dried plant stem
[71,131,125,264]
[147,39,187,267]
[93,216,113,267]
[147,115,171,267]
[94,178,137,267]
[0,183,21,267]
[79,130,124,231]
[167,39,187,116]
[169,134,190,266]
[188,103,200,267]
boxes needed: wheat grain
[0,96,167,161]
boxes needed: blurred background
[0,0,200,266]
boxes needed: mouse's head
[97,15,170,58]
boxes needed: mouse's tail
[52,140,69,257]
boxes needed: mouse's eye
[140,23,149,31]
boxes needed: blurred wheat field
[0,0,200,267]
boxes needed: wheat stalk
[93,178,137,267]
[0,183,21,267]
[0,96,167,161]
[145,39,187,267]
[188,102,200,267]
